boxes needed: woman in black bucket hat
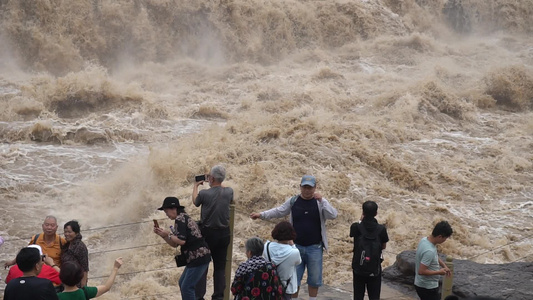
[153,197,211,300]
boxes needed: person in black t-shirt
[4,246,59,300]
[350,201,389,300]
[250,175,338,300]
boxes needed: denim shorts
[295,243,323,287]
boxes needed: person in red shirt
[5,245,61,286]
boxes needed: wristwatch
[167,233,173,240]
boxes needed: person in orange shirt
[4,216,66,268]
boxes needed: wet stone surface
[384,250,533,300]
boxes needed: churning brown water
[1,0,532,299]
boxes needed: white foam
[0,143,147,190]
[0,86,19,95]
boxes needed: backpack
[31,233,63,248]
[289,195,298,206]
[352,223,384,276]
[265,242,290,295]
[231,260,283,300]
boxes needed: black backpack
[31,233,63,248]
[352,223,383,276]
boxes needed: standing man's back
[350,201,389,300]
[196,186,232,229]
[4,276,58,300]
[192,164,233,300]
[4,246,59,300]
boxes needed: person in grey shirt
[192,165,233,300]
[415,221,453,300]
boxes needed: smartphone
[195,174,206,182]
[153,219,159,228]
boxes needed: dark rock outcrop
[383,250,533,300]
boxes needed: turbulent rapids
[0,0,532,299]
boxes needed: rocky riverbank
[298,281,416,300]
[383,250,533,300]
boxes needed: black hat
[157,197,184,210]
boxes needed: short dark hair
[432,221,453,238]
[59,261,84,286]
[362,201,378,218]
[271,221,296,241]
[64,220,81,234]
[16,248,40,272]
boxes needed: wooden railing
[441,256,454,300]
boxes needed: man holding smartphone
[192,165,233,300]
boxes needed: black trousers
[195,227,230,300]
[353,272,382,300]
[415,285,440,300]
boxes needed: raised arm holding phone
[191,165,233,300]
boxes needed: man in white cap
[5,245,61,286]
[3,245,59,300]
[250,175,338,300]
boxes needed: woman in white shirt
[263,221,302,300]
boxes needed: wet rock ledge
[383,250,533,300]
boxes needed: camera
[195,174,206,182]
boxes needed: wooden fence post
[224,202,235,300]
[441,256,454,300]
